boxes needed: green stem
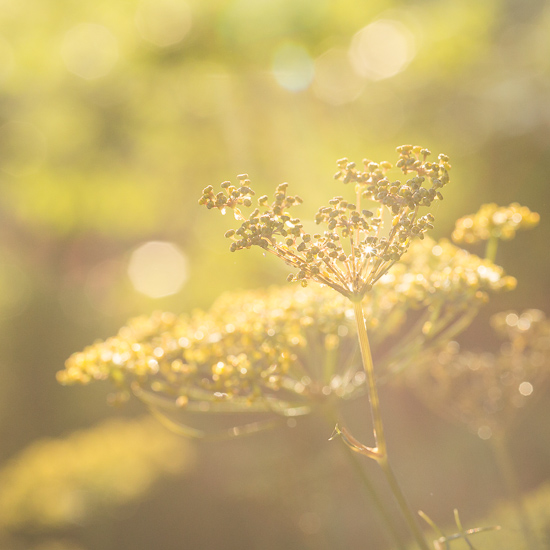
[352,300,386,457]
[490,434,539,550]
[352,300,431,550]
[379,456,431,550]
[339,433,408,550]
[324,401,406,549]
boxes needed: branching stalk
[324,407,408,550]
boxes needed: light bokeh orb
[519,381,534,397]
[272,43,314,92]
[312,48,365,105]
[128,241,189,298]
[135,0,192,48]
[349,19,416,81]
[61,23,119,80]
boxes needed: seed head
[199,146,451,301]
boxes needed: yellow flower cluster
[58,236,516,419]
[393,237,516,305]
[59,286,365,416]
[200,146,450,300]
[0,417,194,530]
[406,309,550,439]
[452,203,539,244]
[377,236,517,374]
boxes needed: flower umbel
[58,287,364,412]
[199,145,450,300]
[200,145,452,550]
[57,234,516,433]
[52,138,545,550]
[452,203,540,245]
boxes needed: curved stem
[324,403,407,550]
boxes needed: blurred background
[0,0,549,548]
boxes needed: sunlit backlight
[349,19,416,81]
[312,48,365,105]
[519,381,533,397]
[128,241,188,298]
[61,23,119,80]
[272,43,314,92]
[135,0,192,48]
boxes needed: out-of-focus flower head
[376,236,517,374]
[452,203,539,244]
[58,286,368,427]
[0,417,194,531]
[58,234,517,436]
[406,309,550,439]
[199,145,450,301]
[390,236,516,307]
